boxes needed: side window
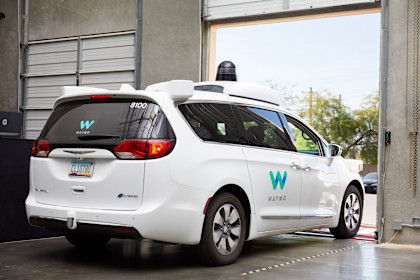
[285,116,323,156]
[178,103,240,144]
[238,106,295,151]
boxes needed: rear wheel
[330,185,363,239]
[65,233,110,249]
[197,192,246,266]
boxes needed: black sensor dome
[215,61,237,81]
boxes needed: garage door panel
[26,75,76,108]
[28,62,77,76]
[205,0,377,20]
[27,85,68,99]
[81,34,135,72]
[28,41,78,75]
[28,41,77,55]
[82,58,135,72]
[83,45,135,61]
[82,34,134,49]
[27,75,76,88]
[25,110,53,139]
[26,97,61,108]
[25,33,136,139]
[81,71,134,90]
[29,51,77,65]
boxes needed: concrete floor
[1,233,419,280]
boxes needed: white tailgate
[31,149,144,210]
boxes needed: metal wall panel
[24,110,53,140]
[24,33,136,139]
[27,40,78,75]
[81,71,135,90]
[81,34,135,72]
[204,0,377,21]
[26,75,77,109]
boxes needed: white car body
[26,80,364,263]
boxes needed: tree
[269,82,379,164]
[351,93,379,164]
[298,90,379,164]
[265,80,301,111]
[298,91,359,158]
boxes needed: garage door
[203,0,378,21]
[25,32,136,139]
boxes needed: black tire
[65,233,110,249]
[330,185,363,239]
[197,192,246,266]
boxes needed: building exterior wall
[140,0,201,89]
[380,0,420,244]
[0,0,19,112]
[28,0,136,41]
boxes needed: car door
[283,115,341,228]
[235,106,303,232]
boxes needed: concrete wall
[140,0,201,89]
[0,0,19,112]
[27,0,202,89]
[28,0,136,41]
[381,0,420,244]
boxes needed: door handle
[302,165,311,172]
[290,162,302,170]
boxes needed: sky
[215,12,381,110]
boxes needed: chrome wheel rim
[344,193,361,231]
[212,204,241,255]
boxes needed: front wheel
[330,185,363,239]
[197,192,246,266]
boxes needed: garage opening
[206,11,380,236]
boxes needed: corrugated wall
[24,33,135,139]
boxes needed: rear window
[40,99,174,146]
[178,103,240,144]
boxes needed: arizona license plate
[69,161,94,177]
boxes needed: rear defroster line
[240,244,362,276]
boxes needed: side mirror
[328,144,342,157]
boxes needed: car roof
[52,80,329,146]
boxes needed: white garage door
[25,32,136,139]
[203,0,378,21]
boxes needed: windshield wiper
[77,134,120,140]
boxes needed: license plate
[69,161,94,177]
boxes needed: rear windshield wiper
[77,134,120,140]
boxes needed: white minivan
[26,80,364,265]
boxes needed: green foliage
[290,127,318,152]
[299,91,379,164]
[270,83,379,164]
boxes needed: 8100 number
[130,102,147,109]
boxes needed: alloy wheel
[212,204,241,255]
[344,193,361,231]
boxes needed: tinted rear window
[178,103,240,144]
[40,99,174,146]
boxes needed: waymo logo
[269,171,287,190]
[80,120,95,129]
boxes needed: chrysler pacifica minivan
[26,80,364,265]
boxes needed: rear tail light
[114,140,147,159]
[32,139,51,157]
[114,139,174,160]
[147,140,173,159]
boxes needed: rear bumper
[29,216,141,239]
[25,185,211,245]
